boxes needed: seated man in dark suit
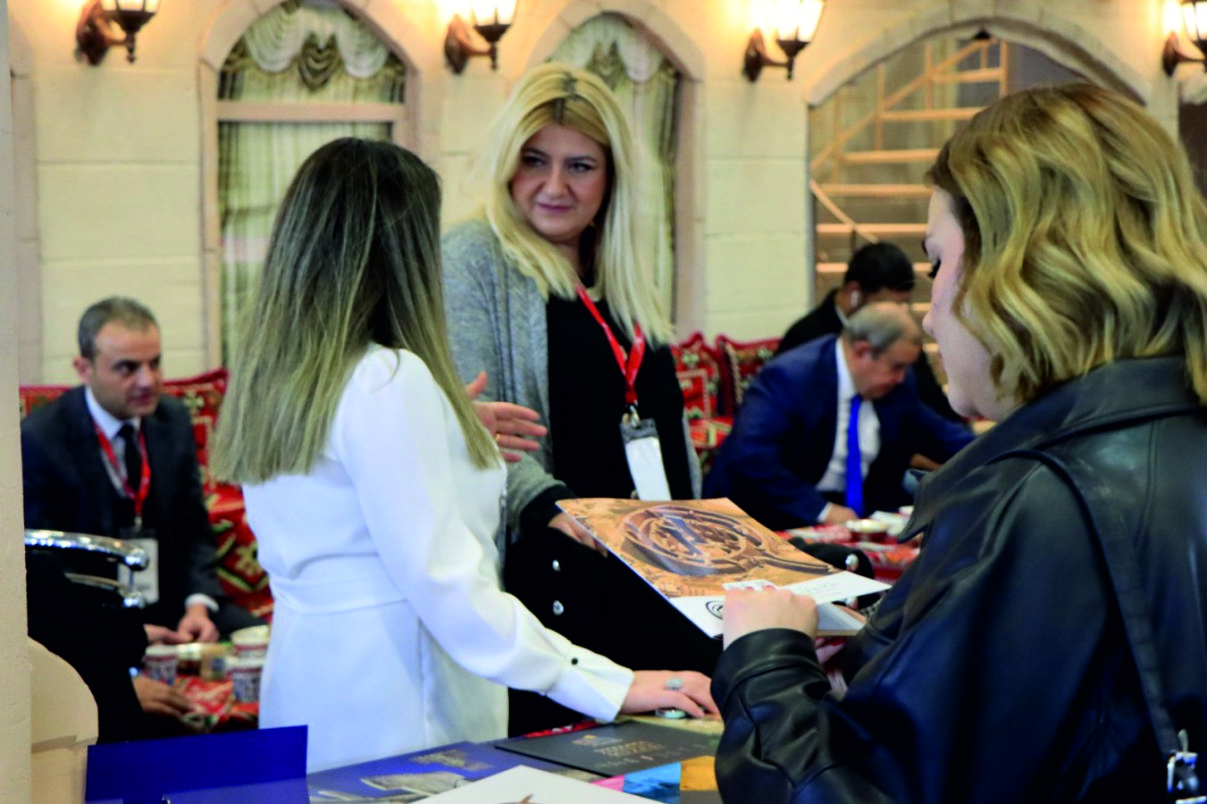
[777,241,964,424]
[706,303,975,529]
[22,296,263,643]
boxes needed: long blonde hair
[213,138,498,483]
[926,83,1207,405]
[475,62,673,345]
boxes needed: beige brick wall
[0,0,33,797]
[6,0,1186,380]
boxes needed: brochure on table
[307,740,594,801]
[423,766,649,803]
[496,720,719,777]
[557,498,889,637]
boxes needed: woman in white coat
[212,138,715,772]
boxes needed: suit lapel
[65,388,119,535]
[804,340,841,480]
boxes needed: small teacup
[228,656,265,703]
[845,518,890,544]
[143,644,178,686]
[230,625,270,659]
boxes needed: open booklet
[557,498,889,637]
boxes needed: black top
[777,290,966,424]
[520,294,692,534]
[505,295,719,736]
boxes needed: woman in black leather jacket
[712,83,1207,803]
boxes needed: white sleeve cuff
[184,594,220,613]
[545,650,634,723]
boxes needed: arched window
[215,0,408,361]
[550,13,681,318]
[809,35,1084,384]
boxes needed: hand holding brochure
[556,498,888,637]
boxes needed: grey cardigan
[441,220,701,548]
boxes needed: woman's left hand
[621,670,718,719]
[465,371,547,461]
[722,588,818,649]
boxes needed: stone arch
[519,0,707,332]
[803,3,1149,107]
[9,13,32,79]
[10,15,40,381]
[521,0,704,81]
[200,0,437,76]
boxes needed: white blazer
[244,347,632,772]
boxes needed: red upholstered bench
[671,333,733,476]
[18,370,272,621]
[715,334,782,417]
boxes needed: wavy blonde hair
[474,62,673,345]
[926,83,1207,405]
[213,138,498,484]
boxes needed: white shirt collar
[834,296,850,328]
[84,386,140,441]
[834,338,857,403]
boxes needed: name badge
[620,411,672,501]
[116,532,160,606]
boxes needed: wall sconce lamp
[445,1,517,74]
[1164,0,1207,75]
[744,0,825,82]
[76,0,160,65]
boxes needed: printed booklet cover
[307,741,597,801]
[593,755,722,804]
[496,720,720,777]
[557,498,889,637]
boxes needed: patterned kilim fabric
[671,332,734,478]
[671,332,722,421]
[18,371,272,619]
[716,334,782,416]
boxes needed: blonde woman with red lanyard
[443,64,719,735]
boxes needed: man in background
[778,241,964,424]
[707,303,974,529]
[22,296,262,642]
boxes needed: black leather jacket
[712,358,1207,803]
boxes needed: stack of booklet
[307,720,721,802]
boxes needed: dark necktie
[845,396,864,517]
[118,423,142,493]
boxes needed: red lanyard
[576,285,645,408]
[95,423,151,519]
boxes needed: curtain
[550,14,680,318]
[218,0,405,362]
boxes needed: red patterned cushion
[208,485,273,620]
[688,416,733,478]
[18,385,67,419]
[162,369,228,494]
[715,335,782,415]
[671,333,722,421]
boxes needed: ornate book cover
[495,720,719,777]
[557,498,888,637]
[307,741,596,801]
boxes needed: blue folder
[85,725,307,804]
